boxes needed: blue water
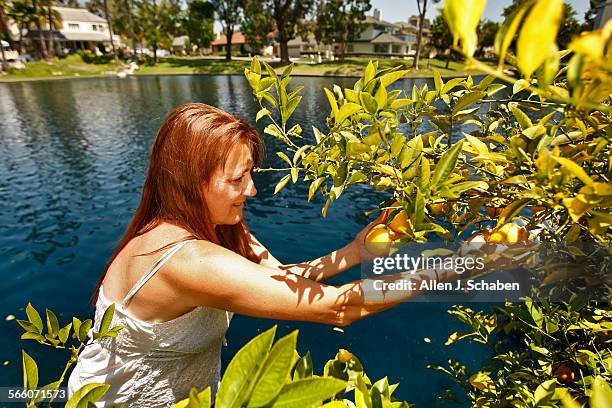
[0,75,494,406]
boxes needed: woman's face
[204,140,257,226]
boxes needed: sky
[370,0,590,24]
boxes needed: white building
[26,7,120,54]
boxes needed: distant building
[211,31,250,54]
[345,9,421,57]
[25,7,120,54]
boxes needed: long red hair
[92,103,264,304]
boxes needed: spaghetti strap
[121,239,197,307]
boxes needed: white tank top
[68,240,232,407]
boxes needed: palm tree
[0,0,9,71]
[103,0,119,65]
[7,0,34,54]
[44,0,61,59]
[32,0,49,59]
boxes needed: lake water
[0,75,494,406]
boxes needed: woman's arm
[248,213,391,282]
[171,240,459,326]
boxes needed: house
[395,15,431,54]
[345,9,411,57]
[211,31,250,55]
[26,6,120,55]
[285,33,332,59]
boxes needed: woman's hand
[349,210,400,263]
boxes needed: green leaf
[463,133,488,155]
[510,105,532,130]
[264,124,284,139]
[379,70,408,87]
[517,0,563,78]
[72,317,82,339]
[414,188,425,227]
[281,64,293,79]
[256,77,276,93]
[216,326,276,408]
[285,96,302,121]
[553,157,595,186]
[374,81,387,109]
[497,198,530,226]
[494,1,532,68]
[431,141,464,190]
[22,350,38,389]
[441,77,464,94]
[534,379,556,405]
[360,92,378,114]
[99,304,115,335]
[58,323,72,343]
[336,103,363,125]
[591,376,612,408]
[26,303,43,333]
[364,60,376,84]
[46,309,60,339]
[512,79,530,94]
[452,91,486,115]
[256,108,270,122]
[390,98,412,109]
[65,383,110,408]
[274,175,291,195]
[17,319,38,334]
[324,88,339,120]
[250,57,261,75]
[308,177,326,201]
[433,70,443,92]
[174,387,212,408]
[269,378,347,408]
[277,152,292,166]
[78,319,92,342]
[292,352,313,381]
[248,331,298,407]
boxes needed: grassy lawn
[1,54,483,82]
[1,54,121,80]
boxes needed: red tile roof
[211,31,247,46]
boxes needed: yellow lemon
[364,225,393,257]
[388,211,410,236]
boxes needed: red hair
[92,103,264,304]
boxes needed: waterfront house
[344,9,430,58]
[25,6,120,55]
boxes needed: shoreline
[0,70,483,84]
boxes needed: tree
[315,0,370,60]
[430,14,452,68]
[31,0,49,59]
[0,0,8,71]
[240,0,273,54]
[266,0,315,64]
[7,0,34,53]
[43,0,61,59]
[103,0,119,65]
[477,19,499,57]
[557,3,581,49]
[138,0,180,63]
[210,0,242,61]
[412,0,428,69]
[185,0,214,54]
[57,0,79,7]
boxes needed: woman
[67,103,455,407]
